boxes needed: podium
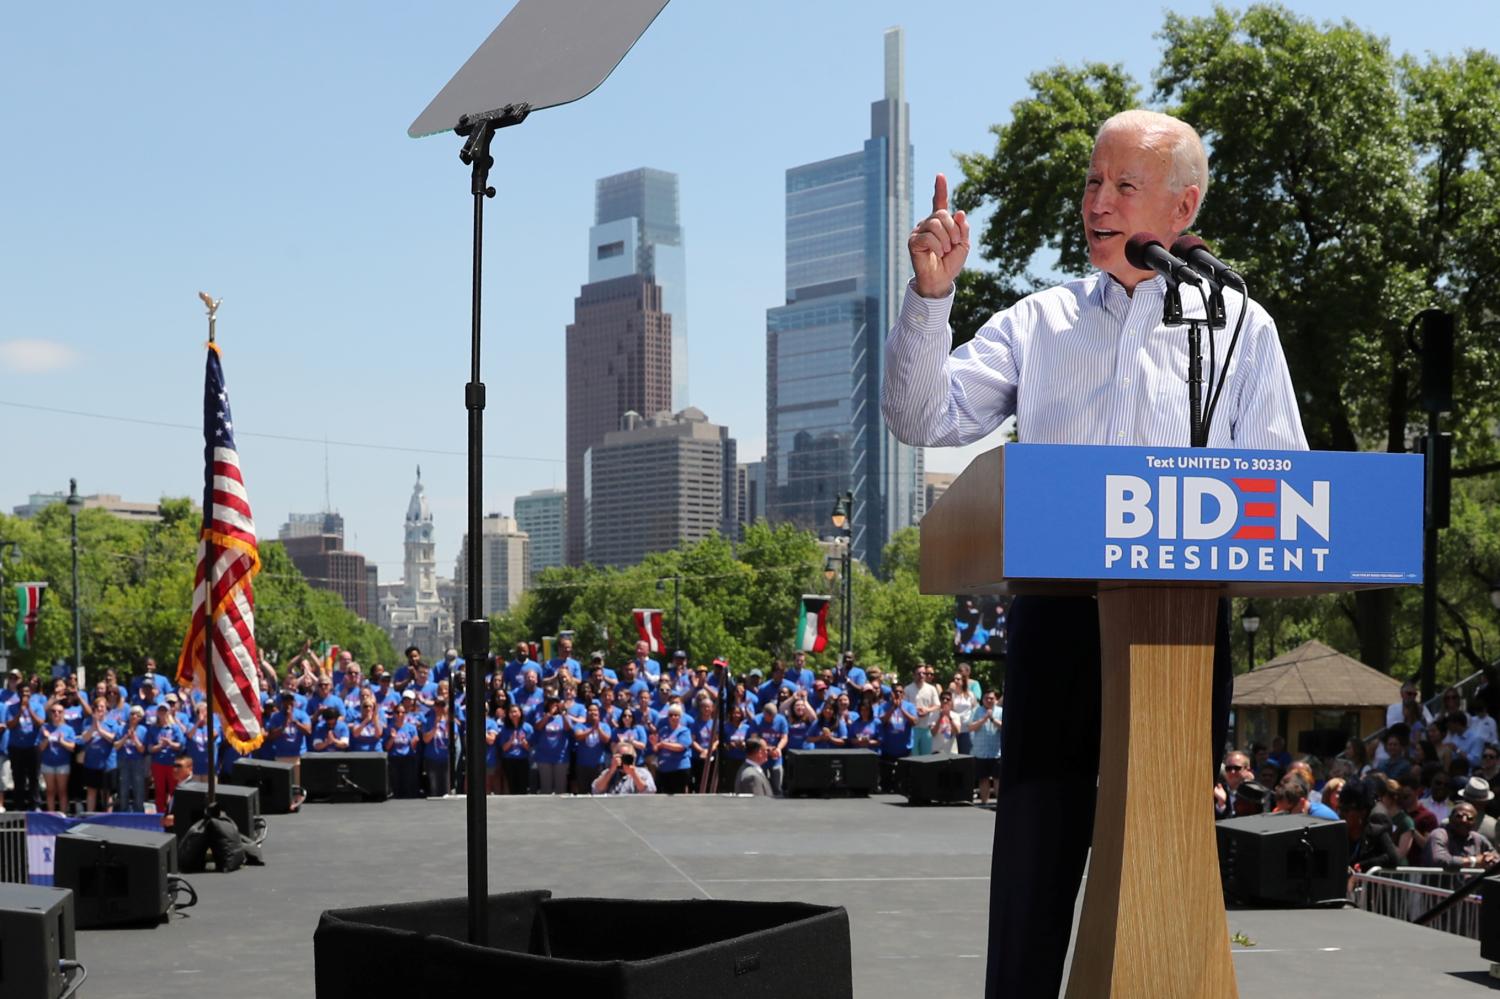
[920,443,1422,997]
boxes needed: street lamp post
[0,540,20,670]
[66,479,85,688]
[1241,600,1261,672]
[830,491,853,655]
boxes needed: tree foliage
[950,4,1500,675]
[0,500,393,685]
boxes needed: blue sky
[2,2,1494,577]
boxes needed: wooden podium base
[1064,587,1237,999]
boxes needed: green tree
[951,4,1500,673]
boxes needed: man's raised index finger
[932,173,949,215]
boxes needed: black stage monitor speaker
[302,752,390,803]
[782,749,879,798]
[54,823,176,928]
[230,758,297,813]
[315,890,852,998]
[172,780,260,840]
[896,754,976,804]
[1216,813,1348,906]
[1481,876,1500,962]
[0,883,76,999]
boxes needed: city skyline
[4,2,1490,576]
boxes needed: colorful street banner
[797,594,830,653]
[14,582,46,650]
[632,608,665,654]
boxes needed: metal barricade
[1349,866,1484,939]
[0,814,27,883]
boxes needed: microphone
[1171,235,1245,291]
[1124,233,1202,286]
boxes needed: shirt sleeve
[881,280,1020,447]
[1225,304,1309,450]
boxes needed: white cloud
[0,339,80,373]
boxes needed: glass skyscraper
[766,27,922,568]
[589,168,689,410]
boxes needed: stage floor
[74,794,1495,997]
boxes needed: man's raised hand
[908,173,970,299]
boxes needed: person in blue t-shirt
[630,641,662,685]
[116,705,150,812]
[653,704,693,795]
[689,698,719,793]
[611,707,648,764]
[383,703,421,799]
[750,702,790,797]
[847,701,881,752]
[615,661,651,700]
[267,692,313,787]
[542,637,581,684]
[756,664,795,710]
[877,688,917,793]
[497,704,532,795]
[835,652,870,709]
[79,699,122,812]
[784,697,816,751]
[348,693,385,752]
[809,700,848,749]
[513,671,546,724]
[40,702,78,812]
[433,648,463,685]
[502,643,539,692]
[571,702,613,793]
[8,682,45,810]
[787,651,815,692]
[312,707,351,753]
[721,705,750,789]
[531,698,572,794]
[422,698,455,798]
[147,704,185,814]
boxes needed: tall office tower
[736,460,767,538]
[591,168,688,410]
[584,408,737,568]
[565,275,673,565]
[765,27,923,569]
[454,514,531,617]
[279,511,373,622]
[514,488,567,577]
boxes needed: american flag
[175,342,265,752]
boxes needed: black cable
[1193,283,1218,440]
[1203,287,1249,436]
[58,959,88,999]
[168,873,199,910]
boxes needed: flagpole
[202,292,219,810]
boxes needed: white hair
[1096,109,1209,226]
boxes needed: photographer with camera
[591,747,655,795]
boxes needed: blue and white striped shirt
[881,274,1308,451]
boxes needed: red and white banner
[632,608,665,655]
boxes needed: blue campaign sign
[1002,444,1423,585]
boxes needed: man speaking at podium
[881,110,1307,996]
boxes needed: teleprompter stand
[405,0,671,948]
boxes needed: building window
[597,241,625,260]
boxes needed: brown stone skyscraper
[565,274,672,564]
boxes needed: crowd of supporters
[1214,678,1500,871]
[0,637,1006,811]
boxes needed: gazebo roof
[1232,639,1401,709]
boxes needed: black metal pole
[1247,630,1256,672]
[673,576,681,658]
[458,116,497,946]
[1421,412,1440,702]
[1187,320,1204,447]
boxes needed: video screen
[954,595,1008,660]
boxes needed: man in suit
[734,737,774,797]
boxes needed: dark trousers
[984,595,1231,998]
[389,755,420,799]
[10,748,38,810]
